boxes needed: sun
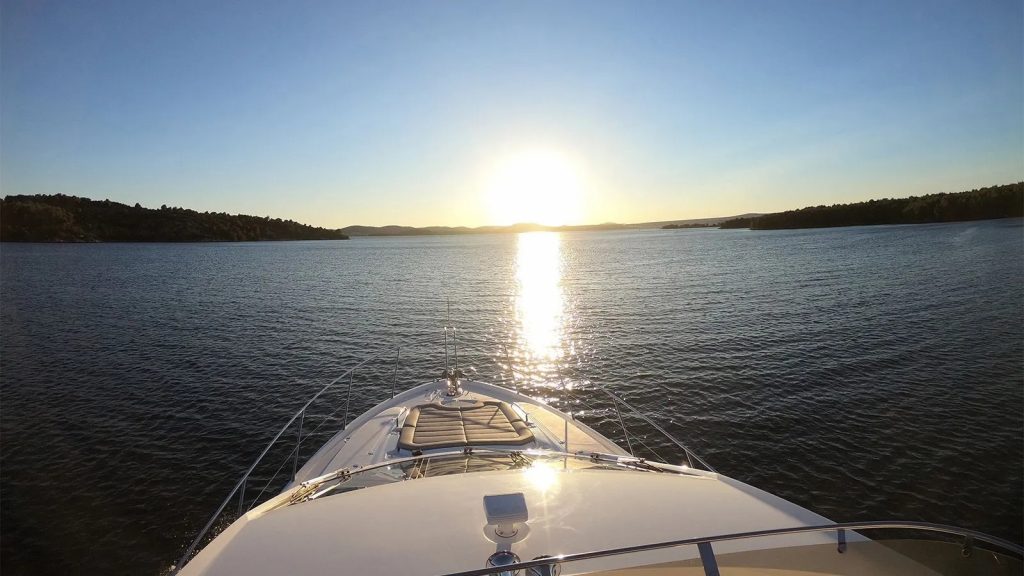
[484,149,584,226]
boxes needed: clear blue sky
[2,0,1021,227]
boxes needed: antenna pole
[447,297,459,372]
[444,297,453,373]
[453,327,459,371]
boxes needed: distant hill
[338,222,632,236]
[661,223,715,229]
[640,214,763,229]
[0,195,349,242]
[339,224,474,236]
[720,183,1023,230]
[339,216,757,236]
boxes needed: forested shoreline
[0,195,348,242]
[720,183,1023,230]
[3,184,1020,241]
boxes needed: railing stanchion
[611,395,635,457]
[697,542,720,576]
[343,371,354,427]
[503,345,518,394]
[962,535,974,557]
[292,408,305,480]
[392,347,400,399]
[557,365,570,453]
[237,478,246,516]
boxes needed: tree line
[661,223,716,229]
[720,183,1023,230]
[0,194,349,242]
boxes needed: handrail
[489,357,714,471]
[438,521,1024,576]
[172,329,720,572]
[172,351,388,572]
[288,447,700,499]
[586,381,716,472]
[447,332,716,471]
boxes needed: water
[2,220,1021,575]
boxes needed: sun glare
[485,149,584,226]
[516,232,564,363]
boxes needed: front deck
[292,378,628,484]
[179,455,858,576]
[174,368,1023,576]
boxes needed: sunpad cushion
[398,401,534,451]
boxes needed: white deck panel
[179,466,849,576]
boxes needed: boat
[171,328,1023,575]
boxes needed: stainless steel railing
[177,433,1023,574]
[285,447,704,505]
[450,332,717,472]
[172,333,458,572]
[172,329,718,572]
[171,350,397,572]
[437,520,1024,576]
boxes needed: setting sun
[484,149,585,226]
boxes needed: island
[720,183,1022,230]
[0,195,349,242]
[661,223,716,229]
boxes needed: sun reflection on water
[514,232,566,388]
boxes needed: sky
[2,0,1021,227]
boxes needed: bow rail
[172,330,717,572]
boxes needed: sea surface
[2,220,1022,575]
